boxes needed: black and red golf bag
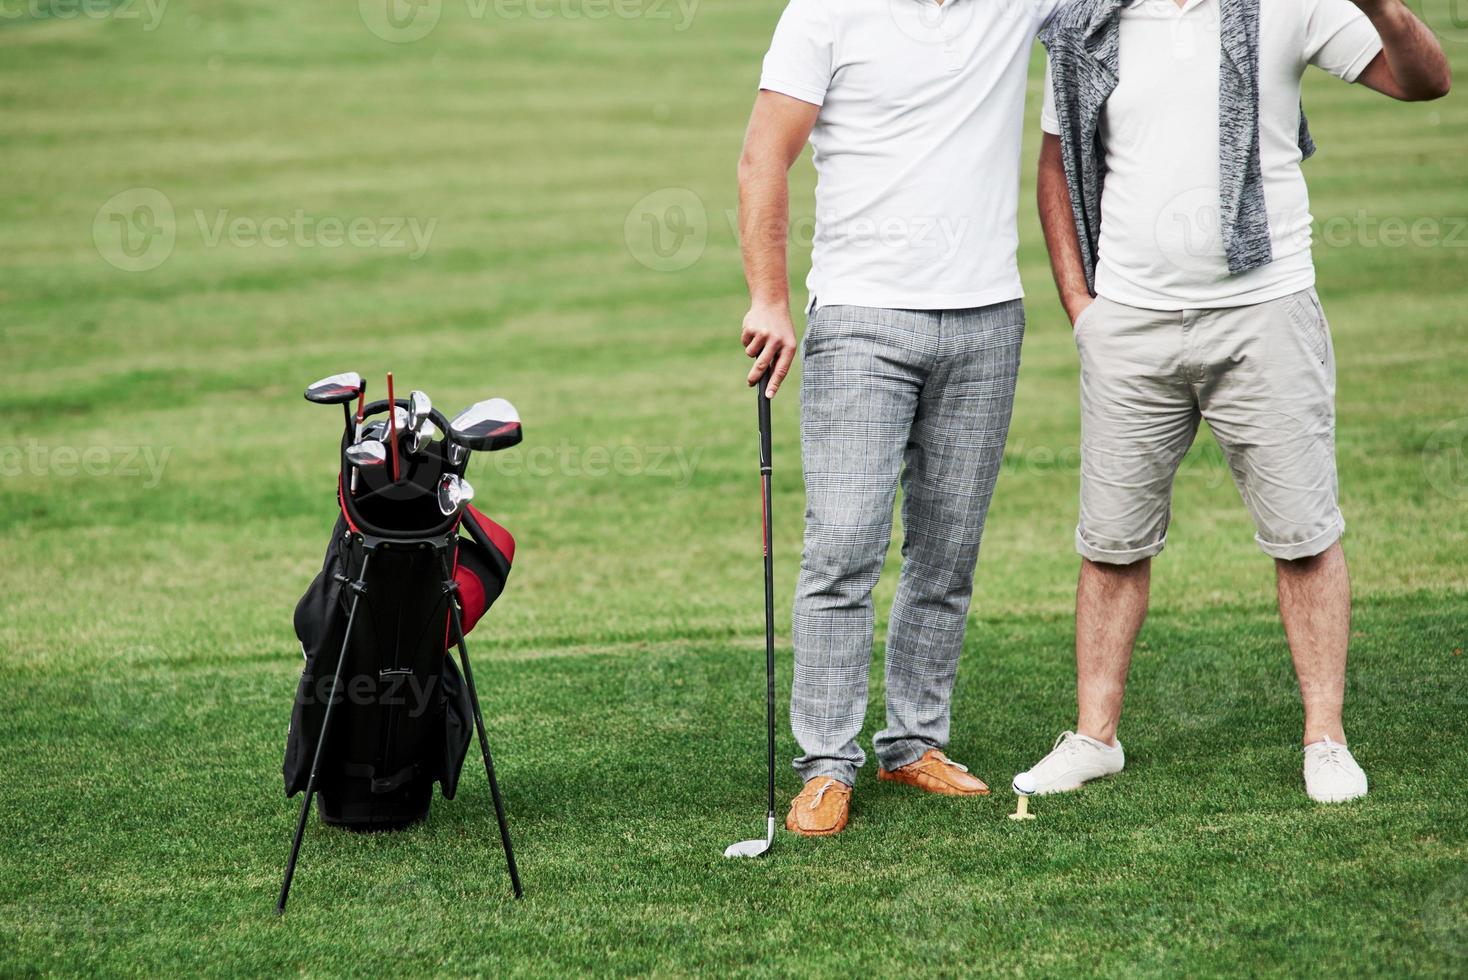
[277,398,522,912]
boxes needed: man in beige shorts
[1016,0,1449,803]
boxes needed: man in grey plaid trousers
[735,0,1061,836]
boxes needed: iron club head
[407,390,432,432]
[437,473,474,516]
[722,816,776,858]
[448,398,522,452]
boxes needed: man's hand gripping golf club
[724,369,779,859]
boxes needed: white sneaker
[1012,731,1125,796]
[1303,737,1368,803]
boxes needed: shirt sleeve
[758,0,835,107]
[1040,56,1060,135]
[1303,0,1384,83]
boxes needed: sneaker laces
[1308,736,1351,771]
[1051,730,1083,758]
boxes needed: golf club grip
[757,370,772,473]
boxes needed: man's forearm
[1037,134,1092,320]
[1358,0,1452,99]
[738,155,791,309]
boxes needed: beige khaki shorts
[1073,287,1344,564]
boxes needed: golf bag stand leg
[442,556,523,899]
[276,550,373,915]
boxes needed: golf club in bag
[278,378,526,913]
[725,370,777,859]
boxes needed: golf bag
[277,396,522,912]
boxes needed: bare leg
[1075,557,1151,746]
[1276,540,1351,746]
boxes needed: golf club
[437,473,474,516]
[448,398,523,453]
[724,369,777,860]
[407,390,431,433]
[304,372,365,436]
[345,440,388,470]
[408,419,438,456]
[386,372,401,483]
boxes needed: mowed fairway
[3,1,1467,975]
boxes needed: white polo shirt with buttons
[1040,0,1382,311]
[761,0,1062,312]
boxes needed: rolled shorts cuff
[1075,528,1167,565]
[1255,515,1345,561]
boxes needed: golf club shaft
[386,372,401,483]
[758,370,775,823]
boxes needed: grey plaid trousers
[792,301,1025,785]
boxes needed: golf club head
[437,473,475,516]
[359,420,388,443]
[346,440,388,469]
[407,419,437,455]
[447,441,468,467]
[722,838,773,859]
[448,398,522,452]
[722,816,776,858]
[407,390,432,433]
[304,372,364,405]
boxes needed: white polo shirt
[1041,0,1382,310]
[761,0,1062,311]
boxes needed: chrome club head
[723,816,776,859]
[447,441,468,467]
[345,440,388,469]
[407,390,432,432]
[448,398,522,452]
[359,420,388,444]
[304,372,364,405]
[437,473,474,516]
[407,419,437,456]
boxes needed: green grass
[2,1,1467,975]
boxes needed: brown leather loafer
[878,748,990,796]
[784,777,851,836]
